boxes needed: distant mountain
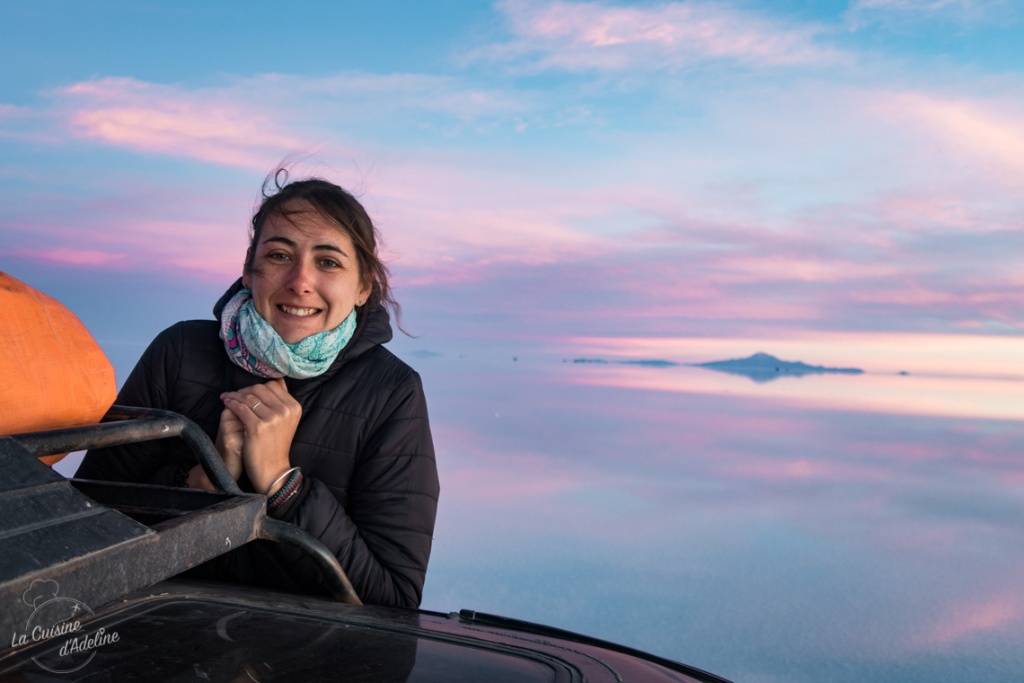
[407,349,442,359]
[692,352,863,383]
[571,358,680,367]
[621,359,679,367]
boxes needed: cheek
[246,278,271,316]
[251,299,271,321]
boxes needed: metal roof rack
[0,406,359,639]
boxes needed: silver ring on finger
[251,401,263,414]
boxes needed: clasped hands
[186,378,302,497]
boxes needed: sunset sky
[5,6,1024,676]
[2,0,1022,379]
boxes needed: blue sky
[2,0,1023,379]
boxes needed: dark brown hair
[246,168,401,325]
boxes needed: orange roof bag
[0,272,116,465]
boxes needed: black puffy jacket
[78,285,439,607]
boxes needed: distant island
[693,352,863,383]
[570,352,863,384]
[571,358,679,367]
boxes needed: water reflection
[572,363,1024,421]
[415,350,1024,683]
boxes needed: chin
[271,318,324,344]
[281,331,314,344]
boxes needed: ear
[359,277,372,306]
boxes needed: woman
[78,172,439,608]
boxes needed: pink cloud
[38,248,127,267]
[0,104,25,119]
[482,0,845,71]
[59,78,307,169]
[369,160,616,268]
[868,91,1024,183]
[846,286,960,306]
[3,210,248,281]
[712,255,898,285]
[918,592,1024,646]
[113,219,247,278]
[858,193,1005,233]
[724,457,887,484]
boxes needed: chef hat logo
[23,579,60,608]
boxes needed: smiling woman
[76,170,439,608]
[245,209,369,344]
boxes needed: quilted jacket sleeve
[272,370,439,607]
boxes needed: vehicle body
[0,407,733,682]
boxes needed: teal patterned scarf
[219,287,356,379]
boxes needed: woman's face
[243,203,371,344]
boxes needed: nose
[285,259,315,294]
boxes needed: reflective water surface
[411,344,1024,683]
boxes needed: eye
[318,257,341,269]
[266,251,290,262]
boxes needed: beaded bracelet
[268,469,301,505]
[268,471,303,512]
[268,478,302,512]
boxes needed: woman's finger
[220,391,272,426]
[216,408,245,481]
[247,379,299,418]
[222,382,285,413]
[223,382,300,425]
[221,392,256,418]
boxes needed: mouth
[277,304,321,318]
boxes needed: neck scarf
[219,288,357,379]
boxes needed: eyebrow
[261,236,349,258]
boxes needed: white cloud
[845,0,1014,27]
[470,0,845,72]
[852,0,967,10]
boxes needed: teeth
[280,305,319,317]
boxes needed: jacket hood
[212,278,245,320]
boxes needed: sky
[2,0,1023,378]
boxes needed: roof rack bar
[12,406,241,494]
[260,517,361,604]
